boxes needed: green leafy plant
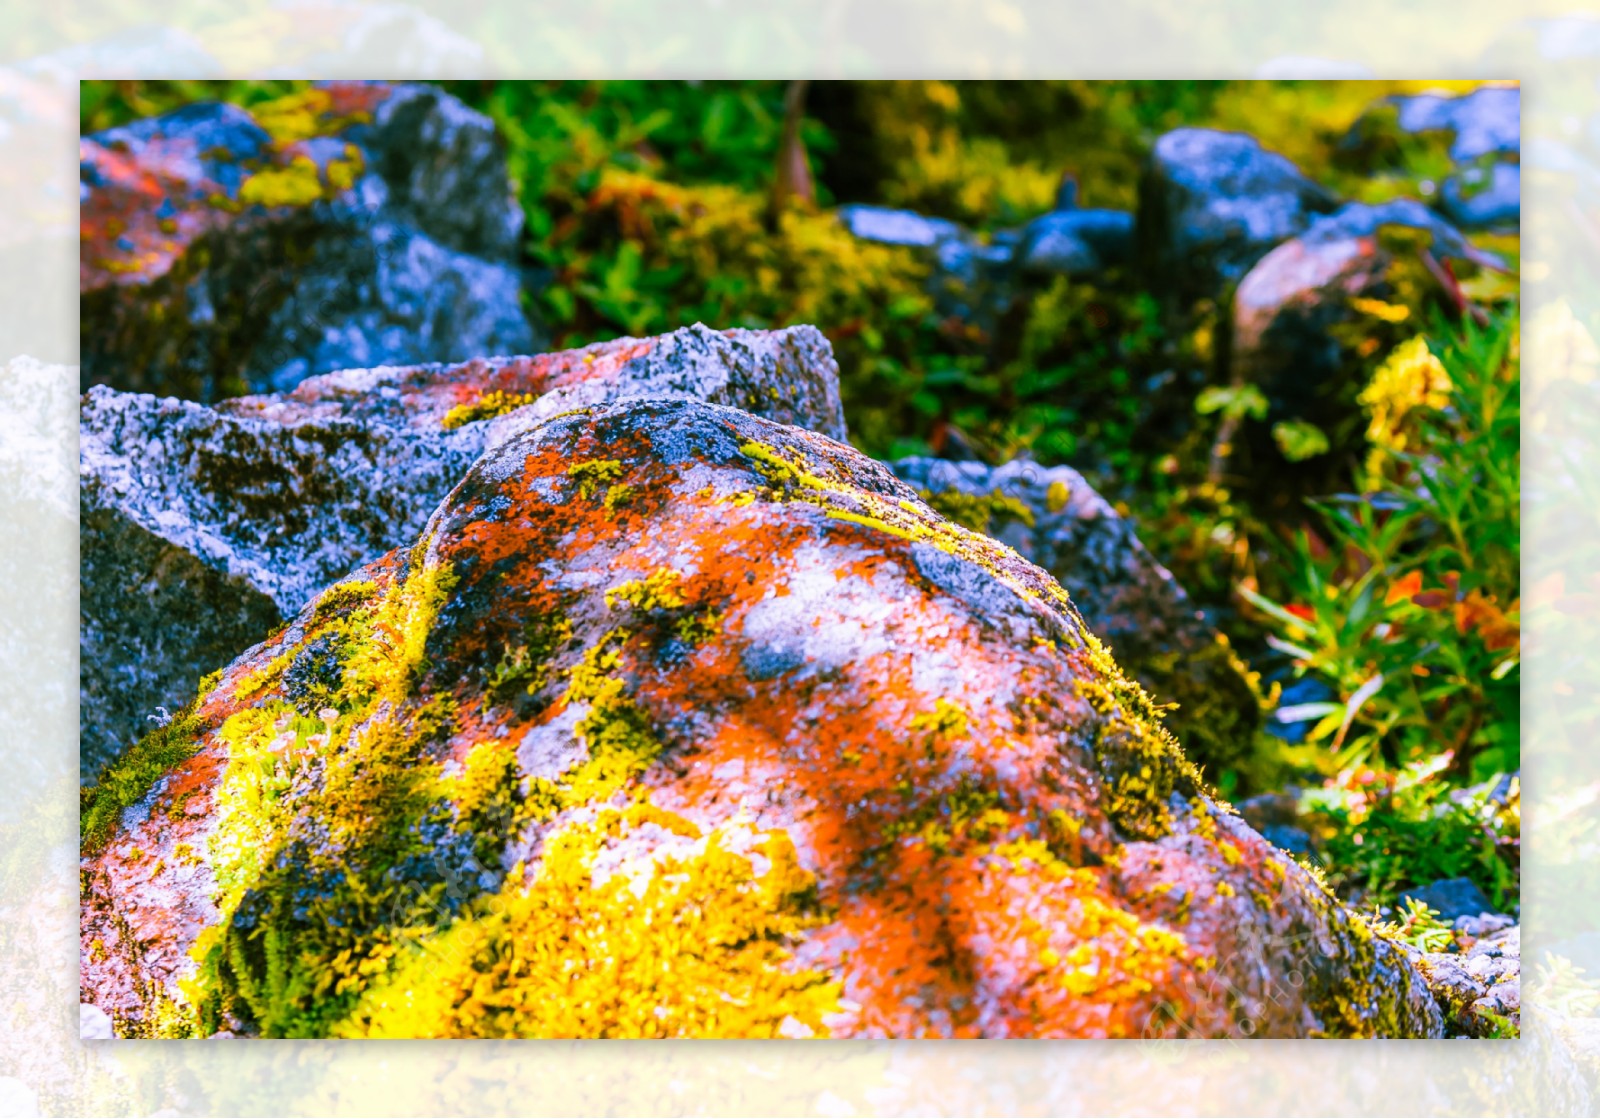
[1240,309,1519,782]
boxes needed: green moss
[1077,630,1209,842]
[487,609,574,700]
[312,580,378,621]
[882,778,1006,856]
[81,700,206,855]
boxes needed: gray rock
[1301,198,1495,264]
[887,456,1261,772]
[1014,209,1135,277]
[1137,127,1341,303]
[1403,877,1496,922]
[1439,161,1521,230]
[1418,924,1520,1038]
[79,1003,114,1040]
[79,324,847,780]
[837,204,964,248]
[80,81,541,402]
[1260,824,1313,857]
[1390,86,1521,163]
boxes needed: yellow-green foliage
[531,632,664,813]
[441,390,538,431]
[339,812,839,1038]
[342,559,459,705]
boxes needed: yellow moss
[602,483,634,511]
[606,569,686,612]
[909,697,971,740]
[337,814,839,1038]
[917,487,1036,535]
[249,88,365,143]
[441,390,538,431]
[342,558,459,705]
[238,155,332,208]
[1046,480,1071,513]
[567,459,628,499]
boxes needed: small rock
[837,204,963,248]
[1014,209,1135,277]
[79,1002,114,1040]
[1388,86,1521,163]
[1402,877,1496,922]
[1137,127,1341,304]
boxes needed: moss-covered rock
[81,398,1441,1039]
[79,81,539,401]
[79,324,847,780]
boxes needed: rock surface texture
[888,456,1261,773]
[79,325,846,780]
[80,398,1443,1040]
[79,81,541,401]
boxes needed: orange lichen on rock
[79,399,1443,1039]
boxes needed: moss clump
[918,487,1035,535]
[566,459,628,499]
[236,150,363,209]
[339,810,838,1038]
[1075,630,1210,842]
[882,778,1006,856]
[250,88,374,144]
[440,390,538,431]
[81,697,207,855]
[312,579,378,621]
[486,610,574,701]
[605,569,686,612]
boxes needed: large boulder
[80,398,1442,1039]
[79,81,541,402]
[79,324,845,780]
[889,456,1261,774]
[1137,128,1341,305]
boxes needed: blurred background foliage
[82,77,1521,918]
